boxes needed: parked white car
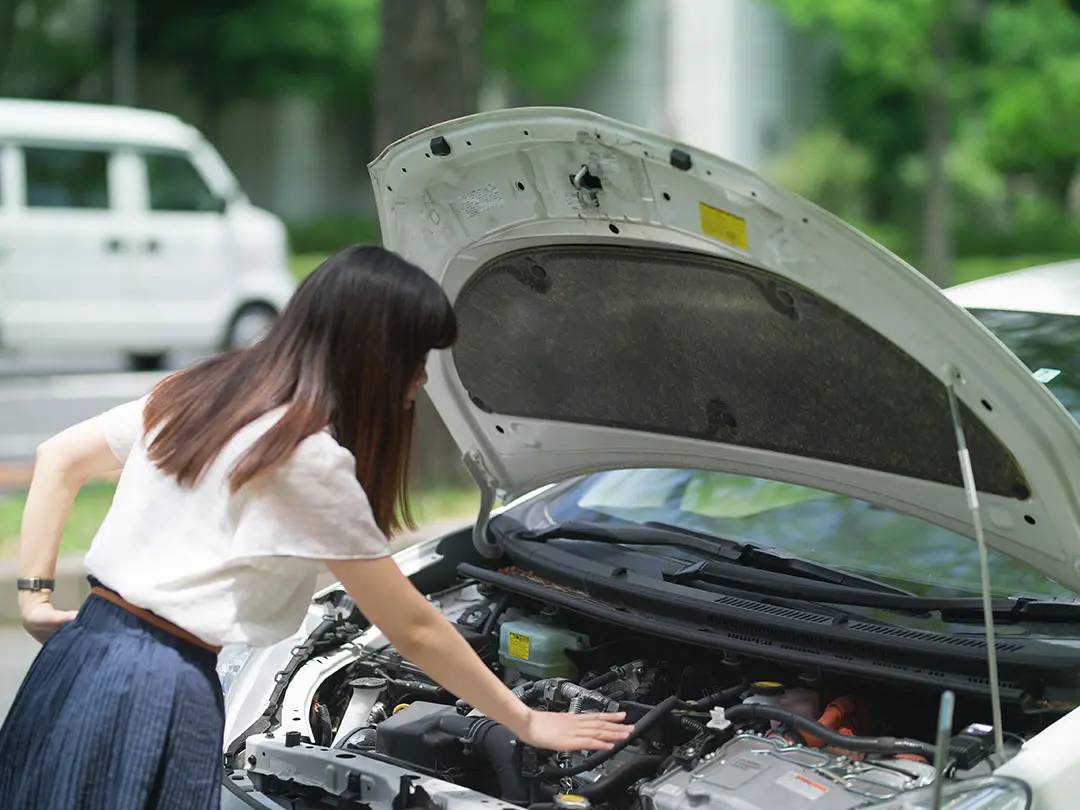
[218,108,1080,810]
[0,98,296,370]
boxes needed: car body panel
[946,261,1080,317]
[368,107,1080,591]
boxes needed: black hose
[575,754,665,801]
[437,715,531,805]
[540,695,680,778]
[480,592,510,638]
[722,704,937,759]
[580,670,620,690]
[620,681,744,717]
[687,683,746,710]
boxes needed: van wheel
[225,303,278,350]
[127,352,166,372]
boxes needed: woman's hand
[514,709,632,751]
[19,592,78,645]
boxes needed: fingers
[591,727,633,742]
[569,737,616,750]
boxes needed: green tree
[485,0,624,103]
[768,0,977,285]
[136,0,379,113]
[981,0,1080,208]
[0,0,107,98]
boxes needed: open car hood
[369,107,1080,592]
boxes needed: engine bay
[228,578,1057,810]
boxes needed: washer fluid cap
[555,795,591,810]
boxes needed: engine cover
[639,734,935,810]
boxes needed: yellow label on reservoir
[507,631,531,660]
[699,202,748,250]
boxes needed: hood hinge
[462,450,502,559]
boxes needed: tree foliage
[485,0,624,103]
[770,0,1080,271]
[133,0,623,111]
[981,0,1080,202]
[0,0,107,97]
[136,0,379,110]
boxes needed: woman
[0,245,631,810]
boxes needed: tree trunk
[376,0,485,496]
[920,24,953,287]
[374,0,485,152]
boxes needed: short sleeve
[229,432,392,561]
[99,396,148,463]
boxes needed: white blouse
[82,398,391,648]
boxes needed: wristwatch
[17,578,55,592]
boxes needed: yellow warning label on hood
[700,202,748,250]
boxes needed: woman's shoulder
[268,429,363,501]
[290,428,354,470]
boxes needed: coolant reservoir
[498,617,588,679]
[742,681,820,725]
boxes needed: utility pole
[112,0,136,105]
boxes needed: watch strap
[17,577,55,592]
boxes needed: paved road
[0,349,206,379]
[0,627,39,723]
[0,350,209,462]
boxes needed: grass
[290,253,331,281]
[0,482,480,560]
[0,482,118,560]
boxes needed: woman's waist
[85,576,222,657]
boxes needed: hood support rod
[946,376,1006,757]
[463,450,501,559]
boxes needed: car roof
[945,260,1080,316]
[0,98,197,150]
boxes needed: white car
[0,98,296,370]
[217,108,1080,810]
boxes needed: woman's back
[85,398,390,649]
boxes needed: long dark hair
[143,245,457,535]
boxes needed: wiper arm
[523,520,734,558]
[647,522,913,596]
[526,520,912,595]
[669,560,1080,622]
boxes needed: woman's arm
[325,556,632,751]
[19,416,124,643]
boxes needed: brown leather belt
[90,586,221,656]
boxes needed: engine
[255,583,1032,810]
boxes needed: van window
[24,147,110,209]
[145,152,221,212]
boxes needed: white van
[0,98,296,370]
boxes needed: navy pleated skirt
[0,584,224,810]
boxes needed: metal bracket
[462,450,502,559]
[570,164,602,208]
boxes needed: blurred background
[3,0,1080,708]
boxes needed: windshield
[537,307,1080,601]
[967,309,1080,419]
[544,468,1074,599]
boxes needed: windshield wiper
[523,520,912,595]
[668,559,1080,622]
